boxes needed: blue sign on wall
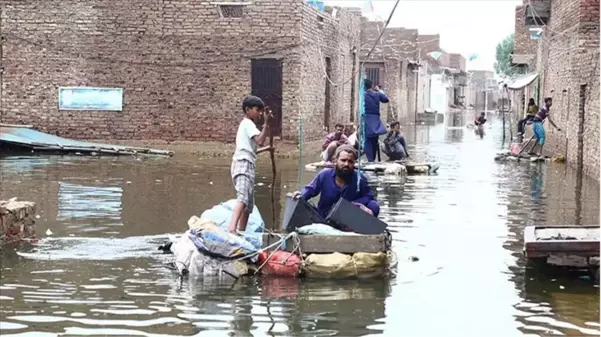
[58,87,123,111]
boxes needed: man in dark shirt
[382,121,408,160]
[474,112,487,126]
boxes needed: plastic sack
[302,252,388,279]
[257,250,301,277]
[188,227,258,263]
[200,199,265,250]
[510,143,521,155]
[170,235,248,278]
[296,223,359,236]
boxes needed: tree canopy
[494,34,524,78]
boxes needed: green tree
[494,34,523,78]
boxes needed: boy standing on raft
[228,95,274,234]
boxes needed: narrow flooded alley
[1,116,599,337]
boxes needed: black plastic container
[281,193,327,233]
[325,198,387,234]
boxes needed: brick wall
[534,0,600,179]
[359,21,418,124]
[449,53,466,72]
[297,5,361,141]
[1,0,360,144]
[514,5,539,59]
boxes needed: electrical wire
[316,0,402,88]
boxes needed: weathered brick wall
[359,21,418,124]
[418,34,446,69]
[449,53,466,72]
[297,5,361,141]
[535,0,600,179]
[1,0,359,144]
[514,5,539,58]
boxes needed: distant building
[467,70,498,112]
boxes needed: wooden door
[251,59,283,137]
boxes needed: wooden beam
[0,124,33,128]
[523,225,600,258]
[262,233,389,254]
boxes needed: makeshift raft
[305,160,439,175]
[494,151,548,163]
[524,225,600,283]
[160,200,395,280]
[0,125,173,156]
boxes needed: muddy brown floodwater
[1,117,599,337]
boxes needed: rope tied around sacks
[253,231,303,275]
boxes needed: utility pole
[502,85,506,147]
[484,86,488,116]
[414,48,420,124]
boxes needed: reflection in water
[530,166,543,205]
[57,182,123,234]
[0,114,599,336]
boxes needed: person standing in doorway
[529,97,560,157]
[363,79,389,162]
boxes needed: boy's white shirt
[233,117,261,163]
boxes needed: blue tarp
[199,199,265,250]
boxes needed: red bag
[257,250,301,277]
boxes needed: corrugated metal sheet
[507,72,539,90]
[0,126,172,156]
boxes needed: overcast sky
[325,0,521,71]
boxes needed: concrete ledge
[87,139,324,159]
[0,199,37,245]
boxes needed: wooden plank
[0,124,33,128]
[262,233,388,254]
[305,161,438,175]
[524,225,600,258]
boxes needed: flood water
[1,116,599,337]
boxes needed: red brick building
[513,0,599,178]
[0,0,361,143]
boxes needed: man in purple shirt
[293,145,380,218]
[530,97,560,157]
[322,123,349,162]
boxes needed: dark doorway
[366,67,380,87]
[324,57,332,130]
[251,59,283,137]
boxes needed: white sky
[325,0,522,71]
